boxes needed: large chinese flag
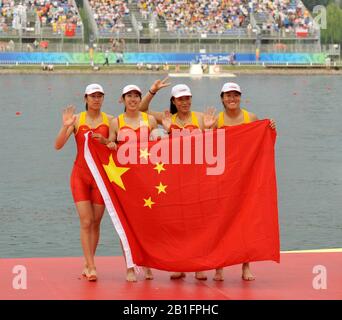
[84,120,280,271]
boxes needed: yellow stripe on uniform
[141,112,149,127]
[118,113,125,129]
[75,111,86,135]
[171,113,177,125]
[101,112,109,126]
[79,111,86,126]
[218,109,250,128]
[191,112,199,128]
[242,109,250,123]
[118,112,149,129]
[217,111,225,128]
[171,112,198,128]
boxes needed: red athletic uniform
[169,111,200,132]
[70,111,110,204]
[116,112,151,144]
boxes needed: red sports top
[117,112,151,143]
[74,111,110,168]
[170,111,200,132]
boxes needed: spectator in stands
[1,0,82,37]
[119,38,125,52]
[135,0,313,37]
[137,0,248,35]
[228,51,236,65]
[89,0,129,35]
[116,51,123,64]
[7,39,14,51]
[26,43,34,52]
[33,39,39,50]
[103,48,109,66]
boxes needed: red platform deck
[1,249,341,300]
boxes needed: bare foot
[170,272,186,280]
[213,268,224,281]
[86,268,97,281]
[82,265,88,277]
[126,268,137,282]
[242,263,255,281]
[195,271,207,280]
[144,267,154,280]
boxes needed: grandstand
[1,0,335,67]
[0,0,84,52]
[88,0,321,54]
[0,0,321,53]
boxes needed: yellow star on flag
[143,197,155,209]
[154,162,166,174]
[156,182,167,194]
[103,154,129,190]
[139,148,150,160]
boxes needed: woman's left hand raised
[203,107,217,129]
[150,76,171,94]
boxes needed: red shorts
[70,164,104,205]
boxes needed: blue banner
[0,52,327,64]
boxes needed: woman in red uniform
[106,84,157,282]
[107,85,157,148]
[139,80,216,281]
[55,84,113,281]
[214,82,276,282]
[140,79,216,134]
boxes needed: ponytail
[85,94,88,110]
[170,98,177,114]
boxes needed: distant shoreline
[0,64,341,75]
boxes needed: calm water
[0,73,341,258]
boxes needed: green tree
[302,0,331,11]
[320,2,342,44]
